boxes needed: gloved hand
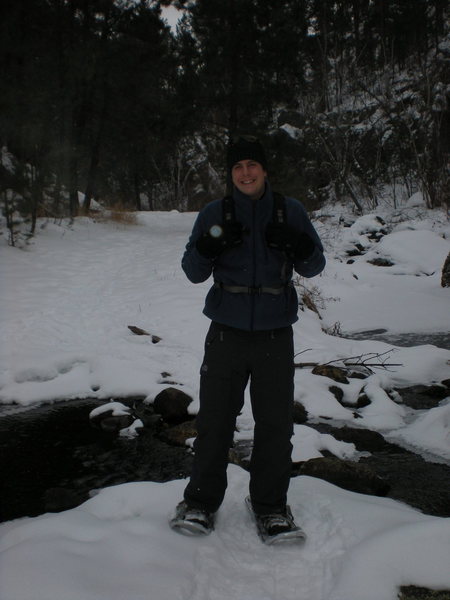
[266,223,315,259]
[196,221,243,259]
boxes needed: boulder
[312,365,349,384]
[153,387,193,424]
[329,425,388,453]
[395,385,449,410]
[292,456,389,496]
[293,401,308,424]
[441,251,450,287]
[329,385,344,402]
[355,393,371,408]
[160,419,197,446]
[306,423,391,453]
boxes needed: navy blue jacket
[182,182,325,331]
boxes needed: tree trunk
[134,170,141,211]
[84,99,107,214]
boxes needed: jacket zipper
[250,200,257,331]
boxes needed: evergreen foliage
[0,0,449,242]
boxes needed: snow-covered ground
[0,198,449,600]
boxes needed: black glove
[196,222,243,259]
[266,223,315,259]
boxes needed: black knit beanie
[226,136,268,173]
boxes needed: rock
[355,393,371,408]
[399,586,450,600]
[89,402,136,433]
[119,419,144,438]
[293,401,308,424]
[127,325,162,343]
[367,230,385,241]
[339,215,356,227]
[348,369,369,380]
[307,423,393,453]
[312,365,349,384]
[368,257,395,266]
[422,384,450,399]
[128,325,150,335]
[160,419,197,446]
[329,385,344,402]
[228,439,253,470]
[133,403,161,427]
[333,389,371,410]
[441,251,450,287]
[346,244,365,257]
[395,385,448,410]
[153,387,193,424]
[331,426,389,453]
[292,456,389,496]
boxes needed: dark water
[0,399,192,522]
[345,330,450,350]
[1,332,449,523]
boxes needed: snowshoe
[169,501,214,536]
[245,496,306,545]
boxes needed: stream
[0,332,449,523]
[0,399,193,522]
[344,330,450,350]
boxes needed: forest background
[1,0,449,244]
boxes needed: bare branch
[293,349,403,374]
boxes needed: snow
[317,208,450,334]
[280,122,303,139]
[1,467,449,600]
[406,191,426,207]
[364,229,448,276]
[89,401,132,419]
[389,400,450,461]
[161,5,182,32]
[0,199,449,600]
[291,424,359,461]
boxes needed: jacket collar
[232,180,272,205]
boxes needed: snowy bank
[1,466,449,600]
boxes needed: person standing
[170,136,325,542]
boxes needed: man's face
[231,159,267,199]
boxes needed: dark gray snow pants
[184,321,294,515]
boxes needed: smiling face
[231,159,267,200]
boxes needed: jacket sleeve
[289,200,326,278]
[181,211,215,283]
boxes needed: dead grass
[95,203,138,225]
